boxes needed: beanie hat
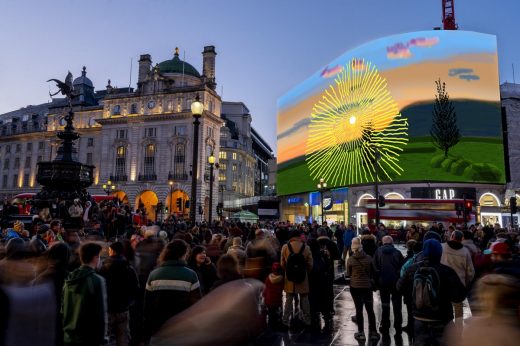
[423,239,443,261]
[423,230,442,242]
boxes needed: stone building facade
[0,46,228,222]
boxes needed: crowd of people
[1,202,520,345]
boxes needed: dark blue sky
[0,0,518,151]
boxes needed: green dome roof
[157,49,201,78]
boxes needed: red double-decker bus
[365,198,475,225]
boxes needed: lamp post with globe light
[208,152,218,224]
[102,180,116,196]
[168,180,174,216]
[190,94,204,225]
[317,178,327,223]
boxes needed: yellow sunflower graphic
[306,58,408,186]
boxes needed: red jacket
[263,273,284,308]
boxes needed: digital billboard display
[277,31,504,196]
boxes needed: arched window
[115,146,126,177]
[144,144,156,176]
[174,144,185,178]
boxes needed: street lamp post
[168,180,174,217]
[317,178,327,224]
[372,144,381,227]
[208,152,216,225]
[102,180,116,196]
[190,94,204,225]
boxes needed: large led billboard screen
[277,31,504,196]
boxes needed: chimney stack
[202,46,217,90]
[138,54,152,89]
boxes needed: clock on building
[147,100,156,109]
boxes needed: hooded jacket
[263,273,284,307]
[98,255,139,313]
[441,241,475,287]
[373,244,405,288]
[62,265,107,346]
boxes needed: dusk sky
[1,0,519,151]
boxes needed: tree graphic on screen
[430,79,460,158]
[305,58,408,186]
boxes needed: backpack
[400,254,416,277]
[413,265,441,315]
[313,243,331,275]
[286,242,307,283]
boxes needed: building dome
[157,48,201,78]
[73,66,94,88]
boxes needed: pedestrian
[98,241,139,346]
[397,239,466,346]
[143,239,202,341]
[227,237,247,273]
[188,245,218,295]
[441,230,475,332]
[360,229,378,257]
[373,235,405,336]
[342,224,357,264]
[308,228,340,329]
[211,254,243,290]
[280,229,313,329]
[33,242,71,346]
[62,242,108,346]
[347,237,379,342]
[334,222,345,267]
[263,262,284,328]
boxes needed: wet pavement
[254,245,472,346]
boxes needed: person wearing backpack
[347,237,380,342]
[397,239,466,346]
[280,229,313,328]
[372,235,405,336]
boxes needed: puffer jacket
[372,244,405,288]
[441,241,475,287]
[347,250,373,289]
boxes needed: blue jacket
[343,229,357,248]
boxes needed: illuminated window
[144,144,156,175]
[219,173,226,182]
[115,146,126,177]
[112,105,121,115]
[479,193,500,207]
[219,151,227,160]
[23,174,29,187]
[232,152,237,160]
[232,164,237,171]
[219,163,226,170]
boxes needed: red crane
[442,0,458,30]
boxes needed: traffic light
[510,197,518,214]
[198,205,203,215]
[455,203,463,216]
[176,198,182,210]
[378,195,385,208]
[185,200,190,209]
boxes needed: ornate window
[144,144,156,176]
[130,103,138,114]
[174,144,185,177]
[115,146,126,177]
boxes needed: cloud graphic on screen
[278,118,311,140]
[449,68,474,76]
[320,65,343,78]
[459,74,480,81]
[448,68,480,81]
[387,36,439,59]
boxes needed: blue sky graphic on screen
[277,30,504,196]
